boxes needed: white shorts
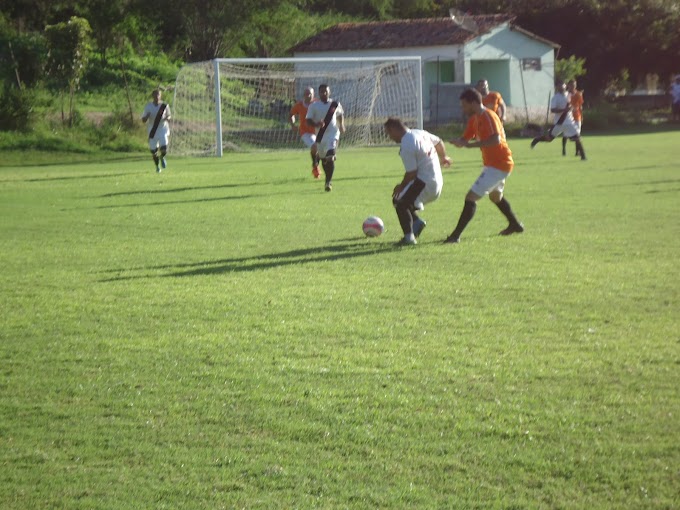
[396,178,442,211]
[470,166,509,197]
[300,133,316,148]
[550,120,580,139]
[316,137,339,158]
[148,130,170,151]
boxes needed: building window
[522,58,541,71]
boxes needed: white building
[291,14,560,123]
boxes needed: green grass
[0,133,678,509]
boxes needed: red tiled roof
[291,15,519,53]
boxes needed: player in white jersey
[306,84,345,191]
[384,117,451,246]
[531,81,587,160]
[141,89,172,172]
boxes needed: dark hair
[459,88,482,104]
[384,116,406,130]
[319,83,329,91]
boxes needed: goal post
[171,57,423,156]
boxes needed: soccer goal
[171,57,423,156]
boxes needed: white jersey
[142,102,171,135]
[399,129,443,187]
[306,99,344,142]
[550,92,574,124]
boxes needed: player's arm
[462,133,501,148]
[497,99,507,123]
[337,112,345,134]
[433,139,451,167]
[289,113,297,130]
[141,109,150,122]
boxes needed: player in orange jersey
[289,87,320,178]
[562,79,584,157]
[444,88,523,244]
[476,79,507,123]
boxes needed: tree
[45,16,92,126]
[555,55,587,83]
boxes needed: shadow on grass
[98,182,256,198]
[100,239,400,281]
[23,172,140,182]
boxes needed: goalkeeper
[289,87,320,179]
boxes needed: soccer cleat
[530,138,540,149]
[443,235,460,244]
[161,157,167,169]
[312,166,320,179]
[396,237,417,246]
[325,182,332,192]
[499,223,524,236]
[413,218,427,238]
[156,165,161,173]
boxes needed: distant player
[670,75,680,122]
[141,89,171,173]
[531,80,587,161]
[476,79,507,123]
[445,88,523,244]
[289,87,320,179]
[306,84,345,192]
[384,117,451,246]
[562,79,584,157]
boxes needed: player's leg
[319,139,338,191]
[562,136,567,156]
[572,136,587,160]
[531,125,559,148]
[149,138,160,172]
[160,146,168,169]
[393,179,426,245]
[445,167,506,243]
[489,187,524,236]
[303,134,319,178]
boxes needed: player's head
[459,88,483,116]
[555,80,566,93]
[475,79,489,95]
[303,87,314,103]
[384,117,407,143]
[567,79,577,92]
[152,89,162,103]
[318,84,330,102]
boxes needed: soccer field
[1,132,678,509]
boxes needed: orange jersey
[290,100,316,135]
[482,92,503,114]
[570,90,584,121]
[463,108,514,172]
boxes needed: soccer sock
[495,197,521,227]
[322,159,335,183]
[450,200,477,239]
[562,137,567,154]
[310,153,317,167]
[152,153,159,166]
[575,140,586,159]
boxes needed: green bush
[0,84,34,131]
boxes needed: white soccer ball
[362,216,384,237]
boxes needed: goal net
[171,57,422,156]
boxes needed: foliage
[0,82,34,131]
[0,15,47,88]
[555,55,587,83]
[44,16,92,126]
